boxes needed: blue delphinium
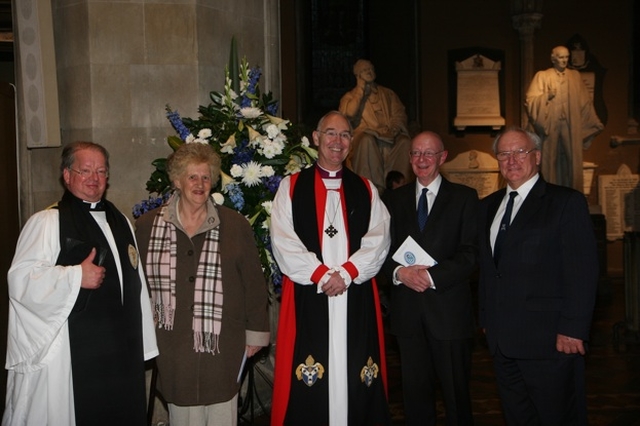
[226,183,245,211]
[232,139,253,165]
[266,101,279,116]
[132,192,170,218]
[166,108,191,141]
[263,175,282,194]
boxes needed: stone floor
[237,275,640,425]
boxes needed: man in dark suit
[384,131,478,425]
[478,127,598,425]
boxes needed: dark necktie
[493,191,517,263]
[417,187,429,231]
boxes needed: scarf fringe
[154,303,175,330]
[193,331,220,355]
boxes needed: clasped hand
[398,265,432,292]
[321,271,347,297]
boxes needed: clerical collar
[316,164,343,179]
[84,200,106,211]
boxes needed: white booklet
[392,236,438,267]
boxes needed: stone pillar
[511,0,543,127]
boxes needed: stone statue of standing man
[525,45,604,192]
[339,59,413,193]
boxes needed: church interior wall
[413,0,635,274]
[8,0,637,277]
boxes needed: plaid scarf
[146,206,223,354]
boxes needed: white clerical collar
[316,164,343,179]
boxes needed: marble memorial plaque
[441,150,500,199]
[598,164,640,240]
[453,54,505,130]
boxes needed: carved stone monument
[598,164,640,240]
[453,54,505,131]
[440,150,500,199]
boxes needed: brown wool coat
[136,199,270,405]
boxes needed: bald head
[550,46,570,72]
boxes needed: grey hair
[60,141,110,175]
[492,127,542,153]
[316,110,353,133]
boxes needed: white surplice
[2,209,158,426]
[270,174,390,426]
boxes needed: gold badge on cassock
[128,244,138,269]
[360,356,379,387]
[295,355,325,387]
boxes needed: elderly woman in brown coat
[136,142,270,425]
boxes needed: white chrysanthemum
[261,165,275,178]
[193,138,209,144]
[265,124,280,139]
[241,161,262,187]
[262,142,279,159]
[240,107,262,119]
[272,136,286,151]
[212,192,225,205]
[185,134,195,143]
[301,136,310,147]
[261,200,273,215]
[198,128,212,139]
[230,164,243,178]
[261,219,270,230]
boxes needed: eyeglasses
[318,130,352,141]
[410,150,444,159]
[68,167,109,179]
[495,148,538,162]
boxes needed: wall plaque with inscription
[598,164,640,240]
[453,54,505,131]
[440,150,500,199]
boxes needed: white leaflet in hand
[392,236,438,267]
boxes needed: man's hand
[556,333,586,355]
[80,248,105,289]
[397,265,432,292]
[246,345,263,358]
[321,271,347,297]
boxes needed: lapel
[402,183,421,237]
[423,177,452,233]
[484,188,505,257]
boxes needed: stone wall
[16,0,280,223]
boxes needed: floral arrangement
[135,56,317,296]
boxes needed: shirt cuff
[392,265,403,285]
